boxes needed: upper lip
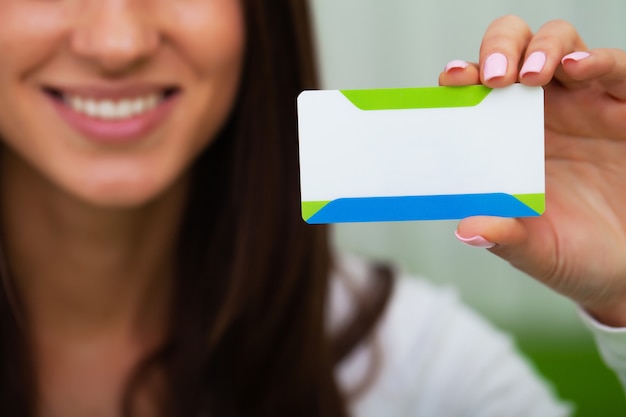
[42,83,180,100]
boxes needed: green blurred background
[309,1,626,415]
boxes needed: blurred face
[0,0,244,207]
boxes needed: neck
[0,151,187,347]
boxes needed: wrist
[584,300,626,328]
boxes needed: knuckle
[486,14,530,35]
[480,33,518,54]
[482,15,533,53]
[528,35,558,51]
[493,14,526,26]
[542,18,575,29]
[540,19,579,38]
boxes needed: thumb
[454,216,547,279]
[455,216,527,249]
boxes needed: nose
[70,1,160,73]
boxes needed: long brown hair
[148,1,347,414]
[0,1,392,416]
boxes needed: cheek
[0,4,67,138]
[162,0,245,153]
[0,4,67,72]
[163,0,245,78]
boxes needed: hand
[439,15,626,327]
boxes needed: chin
[58,151,188,206]
[70,171,187,210]
[81,189,162,209]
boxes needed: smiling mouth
[43,87,180,121]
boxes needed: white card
[297,84,545,223]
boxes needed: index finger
[478,15,533,87]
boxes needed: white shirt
[331,254,625,416]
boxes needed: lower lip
[45,92,179,144]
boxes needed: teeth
[65,94,163,120]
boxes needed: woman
[0,0,623,416]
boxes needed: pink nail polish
[484,53,508,81]
[454,230,496,249]
[519,51,547,77]
[444,59,469,73]
[561,51,590,64]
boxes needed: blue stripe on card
[305,193,540,224]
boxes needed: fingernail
[561,51,590,64]
[519,51,547,78]
[444,59,469,73]
[484,52,508,81]
[454,230,496,249]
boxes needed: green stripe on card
[340,85,492,111]
[301,201,331,221]
[513,193,545,214]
